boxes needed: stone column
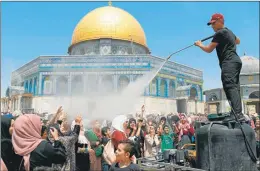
[4,100,6,111]
[113,75,118,92]
[12,99,14,112]
[5,100,7,112]
[4,100,6,112]
[31,79,34,94]
[18,96,21,111]
[84,74,88,94]
[130,75,134,83]
[144,85,150,96]
[98,75,102,93]
[157,77,161,96]
[5,100,7,111]
[2,100,4,112]
[53,77,57,94]
[68,73,72,95]
[38,73,42,95]
[15,98,17,111]
[166,79,170,97]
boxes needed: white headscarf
[71,120,89,144]
[111,115,127,133]
[71,120,76,131]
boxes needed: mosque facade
[204,55,259,115]
[1,4,204,115]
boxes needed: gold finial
[108,1,112,6]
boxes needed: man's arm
[235,36,240,45]
[194,41,218,53]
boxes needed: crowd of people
[1,107,259,171]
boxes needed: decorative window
[151,79,157,95]
[44,80,52,95]
[160,79,167,97]
[169,81,176,98]
[145,86,149,95]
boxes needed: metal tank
[196,120,258,171]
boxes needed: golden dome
[70,6,147,48]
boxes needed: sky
[1,1,259,97]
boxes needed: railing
[136,154,206,171]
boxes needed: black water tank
[194,121,208,130]
[196,121,258,171]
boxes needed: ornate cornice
[11,55,203,84]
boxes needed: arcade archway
[71,75,84,95]
[56,76,68,95]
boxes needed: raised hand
[75,115,82,125]
[57,106,63,114]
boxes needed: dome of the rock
[240,56,259,75]
[70,6,147,48]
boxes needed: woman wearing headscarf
[111,115,128,150]
[127,118,145,158]
[1,116,22,171]
[12,114,67,171]
[157,116,167,134]
[71,120,92,171]
[49,116,81,171]
[144,125,160,158]
[175,114,193,148]
[85,120,103,171]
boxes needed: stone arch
[189,87,197,100]
[56,76,68,95]
[43,76,53,95]
[87,75,98,93]
[33,77,37,95]
[160,79,167,97]
[249,91,259,99]
[209,93,218,101]
[25,81,29,92]
[29,79,33,93]
[133,74,142,81]
[102,75,114,93]
[168,80,176,98]
[118,75,130,91]
[199,85,203,101]
[71,75,84,95]
[150,78,157,96]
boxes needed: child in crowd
[109,140,140,171]
[101,127,111,146]
[159,125,176,152]
[101,127,111,171]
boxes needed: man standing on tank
[194,13,244,121]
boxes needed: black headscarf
[128,118,136,135]
[47,123,63,137]
[1,116,22,171]
[1,116,13,140]
[41,125,47,136]
[129,118,136,124]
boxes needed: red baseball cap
[207,13,224,26]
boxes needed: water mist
[40,57,167,122]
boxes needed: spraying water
[41,59,167,121]
[91,60,167,120]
